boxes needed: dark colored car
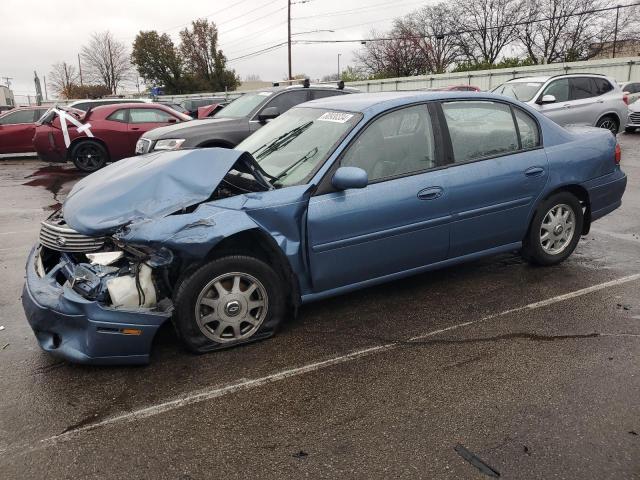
[181,97,228,118]
[67,98,146,112]
[156,101,190,115]
[0,106,50,154]
[22,91,626,365]
[136,85,359,154]
[427,85,481,92]
[33,103,191,171]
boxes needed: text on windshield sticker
[318,112,354,123]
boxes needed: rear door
[567,77,600,126]
[441,100,548,257]
[0,109,37,153]
[307,103,451,292]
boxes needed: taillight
[623,93,629,105]
[615,143,621,164]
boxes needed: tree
[517,0,640,63]
[396,4,460,74]
[66,84,111,99]
[454,0,526,64]
[354,26,428,78]
[48,62,78,98]
[340,66,368,82]
[179,19,239,91]
[131,31,186,94]
[81,31,131,94]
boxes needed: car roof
[301,91,511,114]
[91,102,171,111]
[507,73,613,83]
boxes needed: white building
[0,86,14,106]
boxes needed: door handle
[562,104,572,108]
[131,127,140,131]
[417,186,444,200]
[525,166,545,177]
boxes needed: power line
[295,1,640,44]
[292,0,424,20]
[227,42,290,63]
[220,6,287,36]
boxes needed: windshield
[236,107,360,187]
[216,92,272,118]
[492,82,543,102]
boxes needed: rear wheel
[173,255,286,353]
[71,140,108,172]
[595,115,619,135]
[522,192,583,266]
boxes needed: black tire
[70,140,108,172]
[625,126,636,134]
[522,192,584,266]
[595,115,619,135]
[173,255,286,354]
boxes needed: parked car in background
[154,101,190,115]
[33,103,191,171]
[0,105,14,113]
[67,98,146,112]
[181,97,228,118]
[619,81,640,105]
[623,100,640,133]
[197,102,228,119]
[492,74,627,134]
[23,91,626,364]
[0,106,50,154]
[136,84,359,154]
[427,85,481,92]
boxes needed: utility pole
[612,5,621,58]
[1,77,12,89]
[44,75,48,100]
[78,53,83,86]
[287,0,292,80]
[338,53,341,80]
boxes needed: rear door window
[541,79,569,102]
[0,109,35,125]
[129,108,175,123]
[441,101,519,162]
[570,77,597,100]
[513,108,540,149]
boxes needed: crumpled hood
[64,148,248,236]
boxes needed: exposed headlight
[153,138,186,151]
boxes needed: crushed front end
[22,212,174,365]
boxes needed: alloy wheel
[74,144,104,171]
[194,272,268,343]
[539,203,576,255]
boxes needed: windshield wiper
[275,147,319,180]
[252,121,313,160]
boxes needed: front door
[307,104,451,292]
[536,78,575,126]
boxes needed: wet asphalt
[0,136,638,480]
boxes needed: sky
[0,0,433,100]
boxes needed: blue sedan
[23,91,627,364]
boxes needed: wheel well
[201,229,301,313]
[197,139,234,149]
[596,112,620,127]
[542,185,591,234]
[66,137,111,161]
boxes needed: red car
[0,106,50,154]
[33,103,191,171]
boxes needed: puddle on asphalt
[23,165,86,210]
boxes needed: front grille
[629,112,640,124]
[39,216,105,252]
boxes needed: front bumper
[22,246,171,365]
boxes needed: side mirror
[258,106,280,123]
[332,166,368,190]
[539,94,556,104]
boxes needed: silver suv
[492,74,627,134]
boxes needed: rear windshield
[216,92,272,118]
[492,82,543,102]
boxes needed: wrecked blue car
[22,92,627,365]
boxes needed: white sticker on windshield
[258,92,273,96]
[318,112,354,123]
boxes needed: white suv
[492,74,628,134]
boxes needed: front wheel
[595,115,619,135]
[71,140,108,172]
[522,192,584,266]
[173,255,286,353]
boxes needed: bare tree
[396,4,460,74]
[48,62,78,98]
[355,26,428,78]
[518,0,640,63]
[454,0,526,64]
[81,31,131,94]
